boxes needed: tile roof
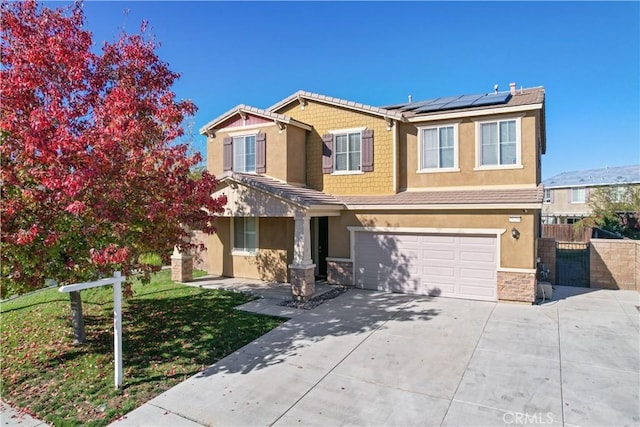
[339,185,544,207]
[268,90,405,120]
[199,104,312,135]
[543,165,640,188]
[222,173,344,208]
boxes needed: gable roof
[268,90,405,121]
[220,173,344,209]
[543,165,640,189]
[199,104,312,135]
[268,87,544,123]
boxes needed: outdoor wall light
[511,228,520,240]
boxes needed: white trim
[474,115,523,169]
[227,127,262,137]
[417,122,460,172]
[392,120,398,193]
[497,267,537,274]
[331,128,364,173]
[325,257,353,262]
[474,164,524,171]
[403,183,538,191]
[347,226,506,235]
[417,168,461,174]
[344,203,542,210]
[331,171,365,176]
[328,126,367,135]
[231,217,259,256]
[407,103,542,123]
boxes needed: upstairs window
[543,189,552,203]
[334,131,361,172]
[322,127,373,174]
[571,187,586,203]
[419,124,458,171]
[233,135,256,173]
[477,118,521,168]
[612,186,628,203]
[233,217,257,254]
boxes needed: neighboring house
[199,82,546,303]
[542,165,640,224]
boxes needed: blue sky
[66,1,639,179]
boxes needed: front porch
[201,173,344,299]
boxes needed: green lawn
[0,270,285,426]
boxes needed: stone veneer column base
[497,271,536,303]
[171,254,193,282]
[289,264,316,300]
[327,260,353,286]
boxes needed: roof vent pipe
[510,82,517,95]
[494,84,499,94]
[408,95,413,103]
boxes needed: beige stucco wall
[286,126,307,185]
[542,188,590,217]
[328,210,536,269]
[278,100,395,195]
[207,122,306,184]
[205,217,293,282]
[399,112,539,190]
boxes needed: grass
[0,270,285,426]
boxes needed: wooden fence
[542,224,592,242]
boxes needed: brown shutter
[585,187,590,202]
[361,129,374,172]
[549,189,554,203]
[223,137,233,171]
[567,188,572,201]
[322,134,333,174]
[255,132,266,173]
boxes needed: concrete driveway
[112,285,639,426]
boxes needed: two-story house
[542,165,640,225]
[199,83,546,303]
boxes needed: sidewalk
[0,401,49,427]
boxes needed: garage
[354,232,497,301]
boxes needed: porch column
[289,212,316,299]
[171,246,193,282]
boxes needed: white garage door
[354,232,497,301]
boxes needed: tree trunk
[69,290,86,345]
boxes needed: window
[571,188,586,203]
[419,125,458,171]
[233,217,257,253]
[612,186,628,203]
[233,135,256,173]
[334,131,361,172]
[543,189,552,204]
[477,118,520,167]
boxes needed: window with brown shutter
[361,129,374,172]
[322,133,334,174]
[256,132,266,173]
[223,137,233,171]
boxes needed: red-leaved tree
[1,0,225,343]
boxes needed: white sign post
[59,271,126,389]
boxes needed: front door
[312,217,329,278]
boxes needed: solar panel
[380,102,409,110]
[441,94,484,109]
[471,93,511,106]
[384,92,512,114]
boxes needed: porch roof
[218,173,344,214]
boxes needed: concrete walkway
[110,284,640,427]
